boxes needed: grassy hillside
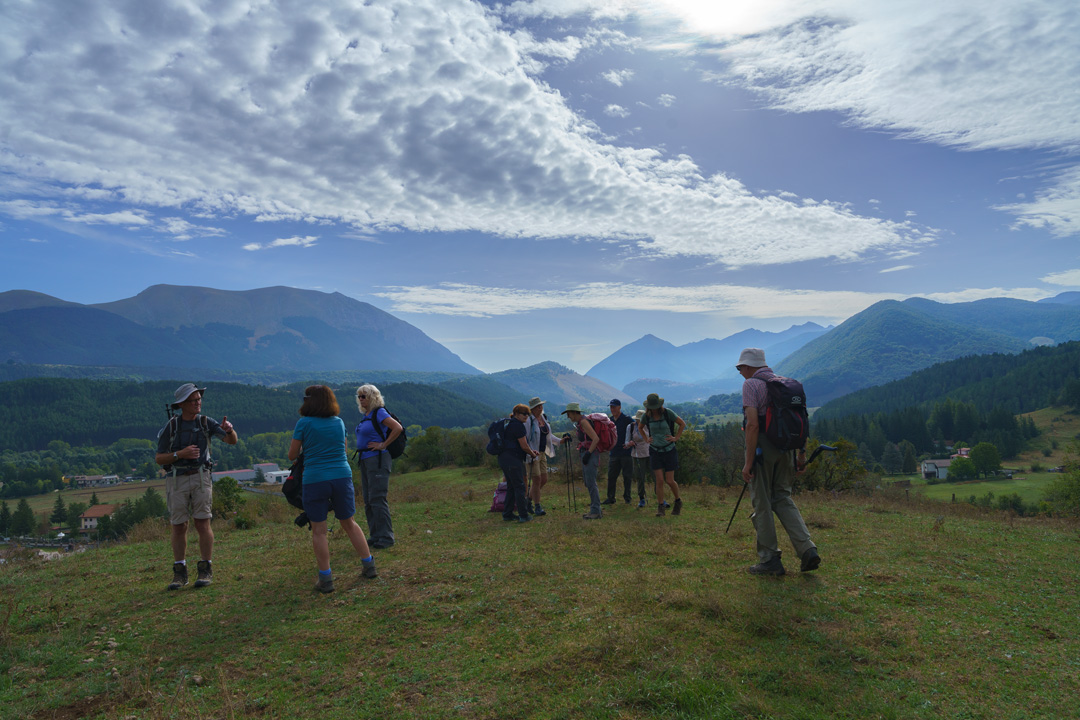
[2,469,1077,719]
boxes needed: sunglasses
[357,393,367,399]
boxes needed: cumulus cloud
[656,93,676,107]
[0,0,925,268]
[602,68,634,86]
[243,236,319,251]
[604,104,630,118]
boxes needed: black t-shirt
[499,418,527,462]
[157,415,224,467]
[610,413,634,456]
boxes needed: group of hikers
[154,346,820,593]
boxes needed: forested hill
[0,378,502,452]
[813,341,1080,421]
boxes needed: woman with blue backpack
[356,384,403,549]
[288,385,377,593]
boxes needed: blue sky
[2,0,1079,374]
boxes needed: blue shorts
[649,447,679,473]
[302,477,356,523]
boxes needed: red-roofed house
[79,504,117,537]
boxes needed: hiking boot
[167,562,188,591]
[800,547,821,573]
[624,497,632,504]
[747,557,786,576]
[582,512,602,520]
[194,560,213,588]
[672,498,682,516]
[662,501,671,509]
[655,504,666,517]
[361,561,378,579]
[517,515,531,523]
[314,573,335,593]
[503,514,518,522]
[601,498,616,505]
[533,503,546,516]
[638,498,646,508]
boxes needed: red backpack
[578,413,617,453]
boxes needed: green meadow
[2,467,1077,719]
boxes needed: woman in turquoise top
[288,385,377,593]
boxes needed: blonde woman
[355,384,403,549]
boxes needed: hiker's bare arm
[288,438,302,462]
[370,413,403,451]
[517,435,538,457]
[220,416,238,444]
[582,419,599,452]
[742,408,759,482]
[667,416,686,443]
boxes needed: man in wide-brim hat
[154,383,238,591]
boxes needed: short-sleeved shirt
[499,417,527,462]
[157,415,225,468]
[641,408,680,452]
[741,367,776,416]
[356,407,392,460]
[292,416,351,484]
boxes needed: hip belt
[173,467,203,476]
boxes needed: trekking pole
[564,442,572,515]
[725,444,837,534]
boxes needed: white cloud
[604,104,630,118]
[243,235,319,251]
[378,281,1054,319]
[996,165,1080,238]
[657,93,676,107]
[0,0,925,268]
[1041,269,1080,287]
[879,265,912,274]
[602,68,634,86]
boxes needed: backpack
[486,418,511,455]
[760,375,810,451]
[161,413,214,472]
[358,408,408,459]
[281,454,305,510]
[488,481,508,512]
[580,413,617,453]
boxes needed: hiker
[500,404,540,522]
[625,409,651,508]
[289,386,377,593]
[524,397,564,516]
[154,383,238,590]
[737,348,819,576]
[356,384,403,550]
[560,403,604,519]
[638,393,685,517]
[603,399,635,505]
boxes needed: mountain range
[775,295,1080,405]
[585,322,831,402]
[0,285,479,375]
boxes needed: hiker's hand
[796,453,807,474]
[665,435,677,443]
[178,444,200,460]
[367,441,382,451]
[562,433,572,441]
[220,415,233,433]
[742,459,754,483]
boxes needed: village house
[921,458,953,480]
[79,504,117,537]
[70,474,121,489]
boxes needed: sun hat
[528,396,545,409]
[561,402,583,415]
[644,393,664,409]
[634,409,646,421]
[736,348,767,368]
[172,382,206,408]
